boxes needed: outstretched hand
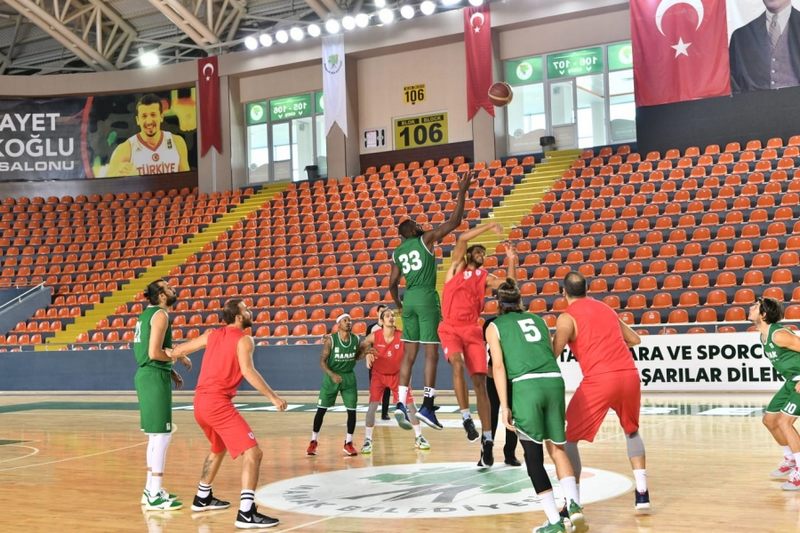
[503,240,518,260]
[458,170,475,193]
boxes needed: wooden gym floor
[1,391,799,532]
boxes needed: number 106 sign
[393,112,448,150]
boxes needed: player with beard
[439,222,517,466]
[134,278,191,510]
[168,299,288,529]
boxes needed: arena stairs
[436,149,582,291]
[40,183,289,351]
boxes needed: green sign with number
[547,47,603,79]
[315,91,324,114]
[270,94,313,121]
[393,112,448,150]
[246,101,268,125]
[504,56,543,86]
[608,41,633,71]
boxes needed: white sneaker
[141,489,178,505]
[781,468,800,491]
[771,458,796,478]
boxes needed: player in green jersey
[307,314,366,457]
[485,279,585,533]
[751,296,800,490]
[133,278,191,510]
[389,170,474,430]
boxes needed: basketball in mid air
[488,82,513,107]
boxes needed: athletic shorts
[369,371,415,404]
[566,369,641,442]
[135,365,172,434]
[512,376,566,444]
[319,372,358,410]
[438,322,488,376]
[401,289,441,344]
[194,394,257,459]
[766,380,800,417]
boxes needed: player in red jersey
[439,222,517,466]
[552,272,650,514]
[169,299,288,529]
[359,307,430,454]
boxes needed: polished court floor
[2,391,800,532]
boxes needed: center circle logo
[256,462,632,519]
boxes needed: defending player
[439,222,517,467]
[307,314,365,457]
[168,299,287,529]
[552,272,650,512]
[133,279,190,510]
[486,279,584,533]
[750,297,800,490]
[360,307,430,454]
[389,170,474,430]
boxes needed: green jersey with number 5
[490,311,559,379]
[393,236,436,292]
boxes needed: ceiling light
[468,0,483,5]
[139,50,159,66]
[355,13,370,27]
[420,1,436,15]
[400,5,415,19]
[441,0,461,6]
[325,18,341,34]
[378,8,394,24]
[276,29,289,43]
[290,27,304,41]
[258,33,273,47]
[243,36,258,50]
[307,23,321,37]
[375,0,386,7]
[342,15,356,31]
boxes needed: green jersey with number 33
[393,236,436,292]
[490,311,559,380]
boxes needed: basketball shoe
[781,468,800,491]
[771,458,796,478]
[141,489,177,505]
[306,440,318,456]
[235,505,279,529]
[144,491,183,511]
[634,489,651,511]
[463,418,480,442]
[343,441,358,456]
[360,439,373,455]
[394,402,413,430]
[416,405,443,430]
[191,491,230,512]
[415,435,431,450]
[533,518,568,533]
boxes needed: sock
[559,476,579,506]
[540,491,560,524]
[398,386,409,405]
[311,431,319,441]
[365,426,373,440]
[461,409,471,420]
[784,446,795,461]
[345,433,353,444]
[414,424,422,437]
[424,387,436,398]
[483,431,493,442]
[240,490,255,513]
[633,469,648,492]
[197,483,211,499]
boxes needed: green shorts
[318,372,358,410]
[135,365,173,434]
[511,376,566,444]
[402,289,441,344]
[766,379,800,417]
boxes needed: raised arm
[486,241,518,290]
[618,317,641,347]
[237,335,287,410]
[552,312,576,359]
[422,170,474,248]
[169,330,211,358]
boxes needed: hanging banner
[197,56,221,156]
[464,4,494,120]
[322,34,347,136]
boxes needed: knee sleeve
[147,433,172,473]
[347,409,357,434]
[521,440,552,494]
[313,407,327,433]
[626,431,646,458]
[565,441,582,479]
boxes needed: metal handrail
[0,282,46,313]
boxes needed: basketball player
[168,299,288,529]
[750,297,800,490]
[484,316,521,466]
[106,93,190,177]
[552,272,650,512]
[133,279,190,510]
[360,307,430,454]
[366,304,392,420]
[439,222,517,467]
[389,170,474,430]
[307,314,365,456]
[486,279,584,533]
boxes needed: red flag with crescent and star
[464,4,494,120]
[197,56,222,156]
[631,0,730,106]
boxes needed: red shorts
[369,372,415,404]
[438,322,488,376]
[566,369,641,442]
[194,394,257,459]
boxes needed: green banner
[608,41,633,71]
[315,91,324,114]
[246,101,268,125]
[270,94,313,121]
[504,56,543,86]
[547,47,603,79]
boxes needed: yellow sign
[394,112,448,150]
[403,84,426,105]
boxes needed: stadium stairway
[436,149,581,290]
[40,183,289,350]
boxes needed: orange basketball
[488,82,513,107]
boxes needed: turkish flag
[197,56,222,156]
[631,0,730,107]
[464,5,494,120]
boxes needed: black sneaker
[504,455,522,467]
[559,505,569,519]
[463,418,480,442]
[481,437,494,467]
[235,505,280,529]
[191,491,231,512]
[634,489,651,512]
